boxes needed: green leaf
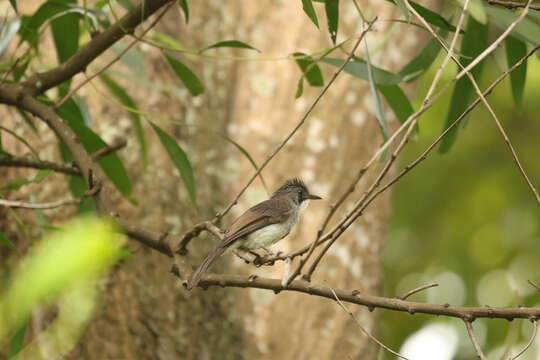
[99,73,147,166]
[50,0,79,97]
[50,0,79,64]
[0,230,18,253]
[1,170,53,191]
[16,109,37,133]
[294,52,324,86]
[178,0,189,23]
[0,125,39,159]
[322,57,402,85]
[295,76,304,98]
[111,43,145,76]
[487,6,540,46]
[302,0,319,28]
[150,122,196,207]
[458,0,486,24]
[365,41,388,160]
[324,0,339,44]
[8,316,26,359]
[394,0,410,22]
[116,0,134,10]
[505,35,527,106]
[18,2,71,49]
[201,40,260,53]
[386,0,459,33]
[12,57,29,82]
[165,54,204,96]
[399,36,443,82]
[378,85,414,125]
[439,16,488,153]
[9,0,17,13]
[57,98,132,197]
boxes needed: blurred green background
[380,46,540,359]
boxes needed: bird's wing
[220,198,291,249]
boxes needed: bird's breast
[241,212,299,250]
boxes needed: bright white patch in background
[400,323,458,360]
[476,269,513,307]
[427,271,467,306]
[351,110,366,126]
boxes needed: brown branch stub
[90,138,127,161]
[176,221,224,255]
[398,282,439,300]
[0,155,81,175]
[528,279,540,292]
[464,321,487,360]
[486,0,540,10]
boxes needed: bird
[186,178,321,290]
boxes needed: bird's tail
[186,245,228,290]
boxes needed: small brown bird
[187,178,321,290]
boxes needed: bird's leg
[233,249,258,264]
[260,246,274,256]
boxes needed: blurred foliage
[0,217,123,358]
[380,46,540,358]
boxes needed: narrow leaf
[486,6,540,45]
[165,54,204,96]
[0,230,18,253]
[399,36,443,82]
[378,85,414,126]
[99,73,148,166]
[365,41,389,154]
[505,35,527,106]
[57,98,132,197]
[325,0,339,44]
[386,0,459,33]
[8,316,27,359]
[294,52,324,86]
[178,0,189,23]
[202,40,260,53]
[302,0,319,28]
[9,0,17,13]
[439,16,488,153]
[116,0,134,10]
[16,109,37,133]
[50,0,79,64]
[394,0,410,22]
[150,122,196,207]
[111,43,145,76]
[0,20,21,57]
[1,170,53,191]
[323,57,402,85]
[295,76,304,98]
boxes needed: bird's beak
[307,193,322,200]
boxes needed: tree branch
[0,184,100,209]
[22,0,175,96]
[485,0,540,10]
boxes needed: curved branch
[183,272,540,321]
[23,0,174,95]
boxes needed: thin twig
[330,287,410,360]
[362,43,540,220]
[406,0,540,207]
[0,185,100,210]
[528,280,540,292]
[90,138,127,160]
[212,19,377,223]
[55,2,175,109]
[399,283,439,300]
[302,2,470,281]
[282,20,375,284]
[486,0,540,10]
[465,321,487,360]
[509,320,537,360]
